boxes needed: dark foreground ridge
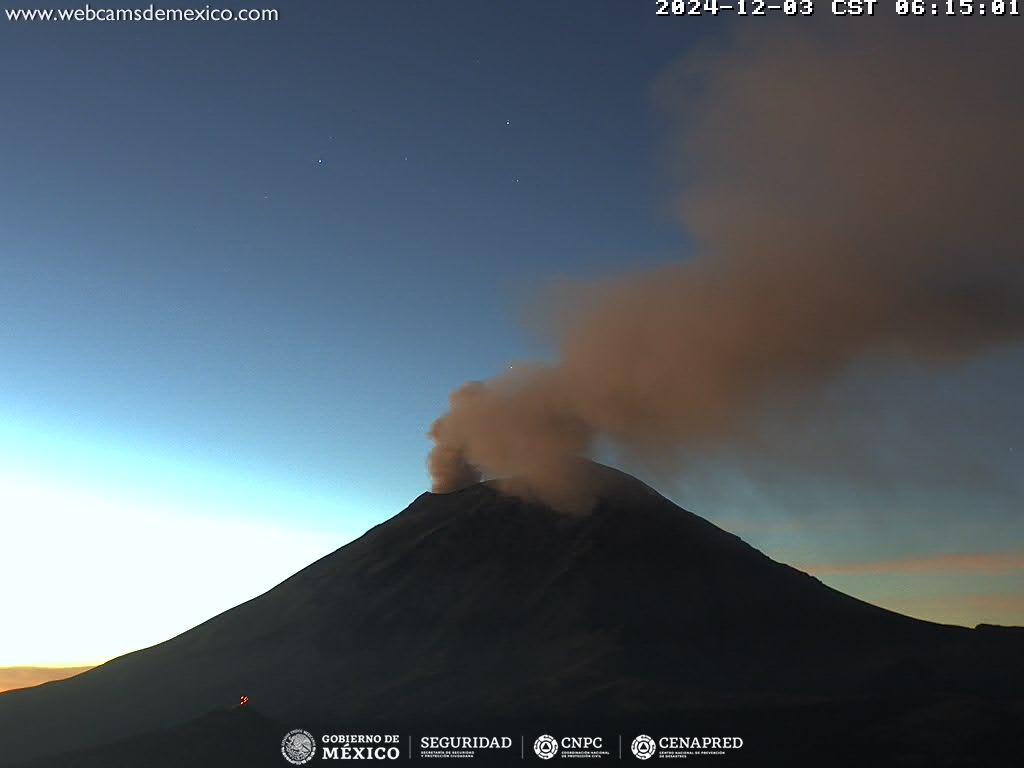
[1,462,1021,766]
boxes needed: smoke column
[428,22,1024,510]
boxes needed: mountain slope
[1,463,1020,765]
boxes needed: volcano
[1,463,1021,766]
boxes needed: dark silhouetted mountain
[2,463,1021,766]
[19,706,286,768]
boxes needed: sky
[1,3,1021,676]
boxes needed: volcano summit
[1,463,1020,766]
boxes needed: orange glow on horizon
[799,552,1024,576]
[0,666,93,694]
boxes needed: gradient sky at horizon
[1,3,1021,671]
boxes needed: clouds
[428,21,1024,510]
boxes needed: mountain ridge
[1,463,1020,766]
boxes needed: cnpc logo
[560,737,603,750]
[534,735,558,760]
[534,735,604,759]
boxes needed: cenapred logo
[534,734,559,760]
[281,729,316,765]
[631,734,656,760]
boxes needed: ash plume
[428,23,1024,509]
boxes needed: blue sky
[1,1,697,513]
[1,5,1021,667]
